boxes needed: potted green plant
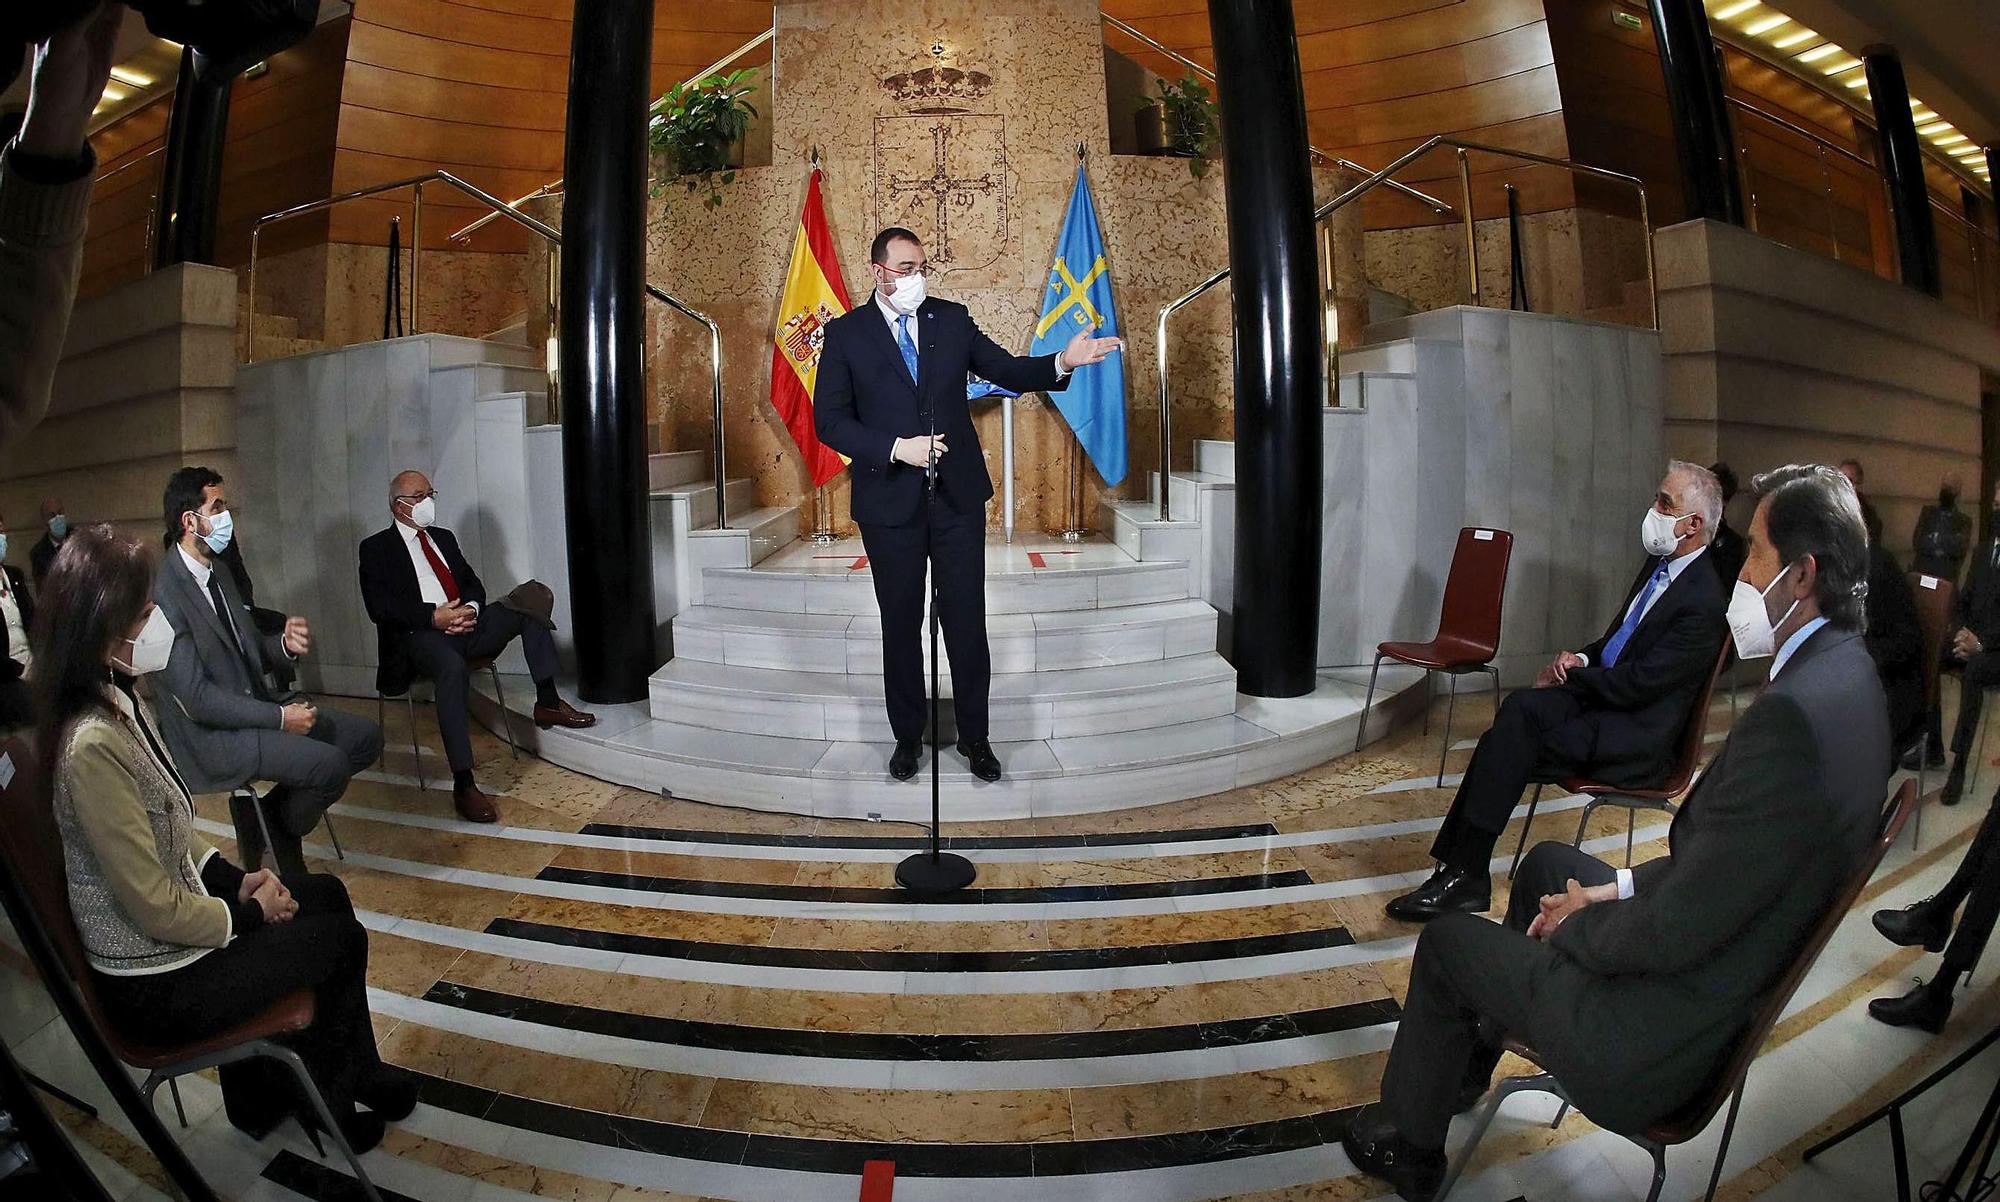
[649,67,759,208]
[1136,74,1218,177]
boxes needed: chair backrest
[1654,642,1734,798]
[1434,527,1514,658]
[1644,778,1916,1144]
[1907,571,1956,710]
[0,736,133,1054]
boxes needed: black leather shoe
[1901,739,1946,771]
[956,739,1002,783]
[1874,898,1952,952]
[1941,765,1965,807]
[1385,865,1491,922]
[889,740,921,781]
[358,1066,418,1122]
[1340,1103,1445,1201]
[1869,977,1955,1033]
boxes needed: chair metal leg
[1551,1100,1570,1128]
[1626,809,1637,868]
[1438,674,1459,787]
[1510,784,1545,880]
[166,1076,187,1128]
[1574,796,1604,847]
[261,1042,386,1202]
[1645,1143,1669,1202]
[1435,1072,1565,1201]
[1422,669,1432,735]
[489,665,518,759]
[139,1073,174,1127]
[322,810,345,860]
[1913,762,1926,850]
[405,694,424,792]
[1355,653,1385,754]
[1702,1083,1745,1202]
[245,788,278,868]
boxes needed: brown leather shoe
[533,699,597,730]
[453,783,498,823]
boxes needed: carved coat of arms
[872,53,1009,273]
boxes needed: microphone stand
[895,402,976,896]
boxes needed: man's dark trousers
[1381,841,1618,1147]
[858,492,988,745]
[1951,652,2000,764]
[405,604,558,772]
[1929,787,2000,979]
[1430,689,1596,872]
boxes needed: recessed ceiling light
[1934,133,1969,147]
[1822,57,1864,75]
[99,83,127,102]
[108,67,152,87]
[1771,27,1818,48]
[1796,44,1842,63]
[1917,120,1951,135]
[1713,0,1761,20]
[1745,14,1792,36]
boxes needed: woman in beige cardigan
[35,525,413,1152]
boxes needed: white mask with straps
[1640,507,1690,557]
[408,496,437,528]
[886,271,927,315]
[112,607,175,677]
[1725,560,1801,661]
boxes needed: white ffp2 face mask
[112,607,175,677]
[1640,507,1689,557]
[408,497,437,528]
[886,271,927,315]
[1727,561,1801,660]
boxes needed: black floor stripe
[578,820,1279,849]
[484,916,1355,971]
[537,864,1316,904]
[423,979,1401,1061]
[262,1148,419,1202]
[412,1069,1362,1176]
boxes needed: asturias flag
[1030,164,1127,487]
[771,168,852,488]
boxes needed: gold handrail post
[1155,302,1173,521]
[1457,147,1480,306]
[410,180,424,335]
[1637,183,1658,331]
[247,224,261,365]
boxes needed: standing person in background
[1838,458,1883,546]
[1708,462,1748,584]
[1865,542,1925,759]
[1907,473,1978,770]
[1934,476,2000,806]
[0,508,33,730]
[0,3,117,448]
[30,498,69,588]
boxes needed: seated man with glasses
[357,470,594,822]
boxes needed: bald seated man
[357,470,594,822]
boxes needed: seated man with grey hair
[1346,463,1888,1200]
[1386,461,1730,921]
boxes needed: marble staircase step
[1151,470,1234,517]
[697,558,1192,616]
[671,597,1217,675]
[648,651,1239,741]
[688,504,799,568]
[1194,439,1236,479]
[1096,499,1202,563]
[1336,336,1417,375]
[648,449,708,491]
[652,477,757,530]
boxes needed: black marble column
[558,0,658,702]
[150,47,233,268]
[1208,0,1323,698]
[1647,0,1744,224]
[1864,46,1943,298]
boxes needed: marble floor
[4,683,1996,1202]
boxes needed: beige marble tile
[697,1080,1073,1143]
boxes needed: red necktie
[417,530,461,604]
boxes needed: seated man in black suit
[1386,461,1730,921]
[358,470,594,823]
[1345,463,1888,1200]
[1936,475,2000,807]
[1864,542,1925,757]
[0,509,34,730]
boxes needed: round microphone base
[895,850,976,896]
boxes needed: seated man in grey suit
[151,466,382,878]
[1342,464,1888,1201]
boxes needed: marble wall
[1656,218,2000,560]
[0,265,239,557]
[1319,306,1667,685]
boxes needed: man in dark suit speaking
[1386,461,1730,921]
[1344,463,1888,1200]
[814,227,1122,783]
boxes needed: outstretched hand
[1059,331,1125,371]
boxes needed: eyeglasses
[881,262,935,279]
[396,490,439,503]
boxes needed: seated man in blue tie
[1385,461,1731,922]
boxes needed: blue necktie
[1602,560,1671,668]
[896,314,919,385]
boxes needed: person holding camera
[37,522,412,1153]
[150,467,381,878]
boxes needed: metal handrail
[246,172,732,524]
[1153,136,1654,520]
[1099,12,1453,217]
[448,27,776,245]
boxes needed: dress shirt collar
[1660,544,1705,584]
[177,544,212,589]
[397,519,425,550]
[876,291,918,329]
[1771,615,1830,679]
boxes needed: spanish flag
[771,168,852,488]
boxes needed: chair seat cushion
[1377,637,1497,671]
[1559,776,1677,800]
[108,988,315,1070]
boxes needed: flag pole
[1055,143,1092,543]
[806,147,838,547]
